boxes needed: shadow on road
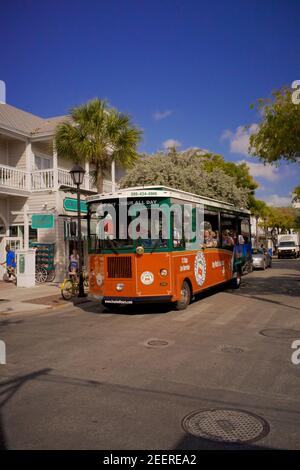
[0,368,51,450]
[63,259,300,316]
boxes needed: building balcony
[0,163,30,196]
[0,164,113,195]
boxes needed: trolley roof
[86,185,250,215]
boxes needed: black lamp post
[70,164,86,297]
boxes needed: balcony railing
[0,164,28,191]
[57,168,95,191]
[0,164,114,193]
[31,169,54,190]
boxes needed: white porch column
[23,204,29,250]
[53,140,58,190]
[111,159,116,193]
[25,140,33,190]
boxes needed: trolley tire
[174,280,191,311]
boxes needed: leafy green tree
[293,184,300,202]
[249,86,300,164]
[179,149,258,195]
[55,98,142,192]
[249,197,269,243]
[120,149,250,207]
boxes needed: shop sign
[31,214,54,229]
[63,198,87,214]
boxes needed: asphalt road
[0,258,300,450]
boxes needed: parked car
[252,248,272,270]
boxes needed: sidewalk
[0,281,97,316]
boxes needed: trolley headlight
[160,269,168,277]
[136,245,144,255]
[116,283,124,291]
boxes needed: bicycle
[1,262,17,284]
[60,270,89,300]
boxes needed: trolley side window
[203,210,220,248]
[221,213,238,250]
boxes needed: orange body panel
[89,248,234,302]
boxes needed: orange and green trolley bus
[86,186,252,310]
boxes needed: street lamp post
[70,165,86,297]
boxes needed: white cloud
[238,160,281,182]
[262,194,292,207]
[222,123,258,156]
[153,110,173,121]
[163,139,181,150]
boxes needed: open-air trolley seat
[86,186,252,310]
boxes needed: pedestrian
[1,245,16,281]
[69,249,79,277]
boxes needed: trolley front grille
[107,256,132,278]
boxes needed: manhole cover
[260,328,300,339]
[182,408,270,444]
[220,345,244,354]
[147,339,169,347]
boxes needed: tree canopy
[120,148,251,208]
[249,86,300,164]
[55,98,142,192]
[293,184,300,202]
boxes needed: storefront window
[29,227,37,241]
[9,225,24,238]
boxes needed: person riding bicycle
[1,245,16,281]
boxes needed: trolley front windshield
[88,198,170,253]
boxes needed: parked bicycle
[60,271,89,300]
[1,262,17,284]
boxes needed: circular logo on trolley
[141,271,154,285]
[194,251,206,286]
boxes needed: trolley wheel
[174,280,191,311]
[47,270,56,282]
[35,266,48,283]
[61,279,76,300]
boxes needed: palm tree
[55,98,142,193]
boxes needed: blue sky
[1,0,300,206]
